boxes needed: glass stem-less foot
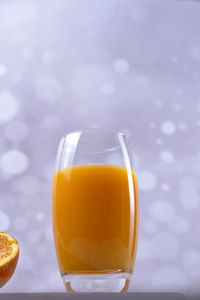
[63,271,132,293]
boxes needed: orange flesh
[52,165,138,275]
[0,236,12,260]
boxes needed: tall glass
[52,129,138,293]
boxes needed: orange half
[0,231,19,288]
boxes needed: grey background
[0,0,200,295]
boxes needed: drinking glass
[52,129,138,293]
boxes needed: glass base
[62,270,132,293]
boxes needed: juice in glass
[52,164,138,276]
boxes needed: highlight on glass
[52,129,139,293]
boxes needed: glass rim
[63,128,126,139]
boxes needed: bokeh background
[0,0,200,295]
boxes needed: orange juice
[52,165,138,275]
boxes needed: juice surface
[52,165,138,275]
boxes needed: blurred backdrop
[0,0,200,295]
